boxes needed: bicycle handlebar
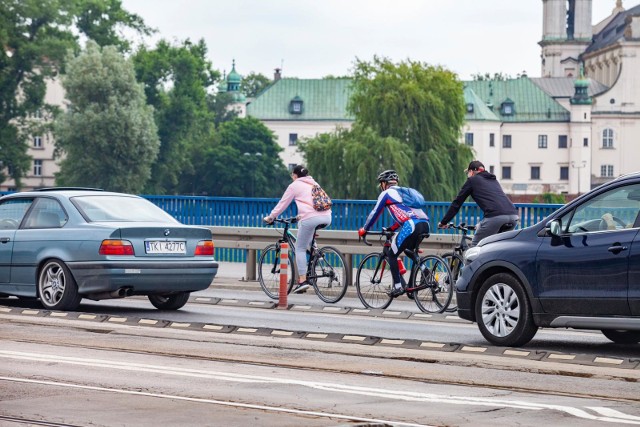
[267,217,299,226]
[359,228,395,246]
[448,222,475,232]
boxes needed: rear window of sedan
[72,195,179,223]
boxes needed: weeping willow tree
[300,124,413,199]
[348,56,472,201]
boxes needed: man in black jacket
[438,160,519,247]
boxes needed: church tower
[540,0,593,77]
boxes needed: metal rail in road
[207,226,458,282]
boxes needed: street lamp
[571,160,587,195]
[243,152,262,197]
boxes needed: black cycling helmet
[377,170,399,183]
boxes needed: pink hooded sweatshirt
[269,176,332,221]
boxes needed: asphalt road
[1,262,639,426]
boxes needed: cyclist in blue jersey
[358,170,430,297]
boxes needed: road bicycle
[440,223,474,312]
[257,217,348,303]
[355,228,453,313]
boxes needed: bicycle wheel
[257,244,296,299]
[311,246,348,303]
[355,253,393,309]
[440,252,464,312]
[410,255,453,313]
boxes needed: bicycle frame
[268,218,322,281]
[361,230,427,292]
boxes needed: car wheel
[601,329,640,344]
[474,273,538,347]
[148,292,190,310]
[38,260,82,311]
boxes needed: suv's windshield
[72,195,179,223]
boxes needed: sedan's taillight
[99,240,134,255]
[195,240,214,256]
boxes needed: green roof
[465,77,570,122]
[463,87,500,121]
[247,78,354,121]
[247,76,568,123]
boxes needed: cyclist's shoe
[292,281,311,294]
[387,287,404,297]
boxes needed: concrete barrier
[207,226,458,283]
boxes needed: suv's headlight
[464,246,482,263]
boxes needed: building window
[531,166,541,180]
[558,135,567,148]
[489,165,495,174]
[538,135,548,149]
[33,136,42,148]
[602,128,614,148]
[600,165,614,177]
[464,132,473,146]
[289,96,303,115]
[502,166,512,180]
[466,103,474,113]
[489,133,495,147]
[33,160,42,176]
[502,135,512,148]
[501,99,515,116]
[583,137,589,147]
[560,166,569,180]
[288,163,296,172]
[288,133,298,146]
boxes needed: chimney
[274,68,282,81]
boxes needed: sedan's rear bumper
[68,260,218,295]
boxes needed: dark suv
[456,172,640,347]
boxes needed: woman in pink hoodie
[263,165,332,293]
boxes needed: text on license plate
[145,241,186,254]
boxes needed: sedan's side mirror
[547,219,562,237]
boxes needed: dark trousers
[385,220,430,286]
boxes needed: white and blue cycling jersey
[363,186,429,233]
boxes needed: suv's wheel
[148,292,190,310]
[475,273,538,347]
[38,260,82,311]
[601,329,640,344]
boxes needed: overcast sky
[121,0,627,81]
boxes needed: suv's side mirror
[547,219,562,237]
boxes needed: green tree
[207,92,239,129]
[532,192,566,204]
[133,39,219,194]
[301,124,413,200]
[240,72,272,98]
[349,56,472,200]
[181,117,289,197]
[471,72,512,81]
[54,42,159,192]
[0,0,150,188]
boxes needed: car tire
[148,292,190,310]
[475,273,538,347]
[38,259,82,311]
[601,329,640,344]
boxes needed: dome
[227,60,242,84]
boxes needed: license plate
[145,241,186,254]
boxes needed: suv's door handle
[0,237,10,243]
[608,245,628,254]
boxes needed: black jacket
[440,171,517,225]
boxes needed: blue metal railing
[142,195,562,231]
